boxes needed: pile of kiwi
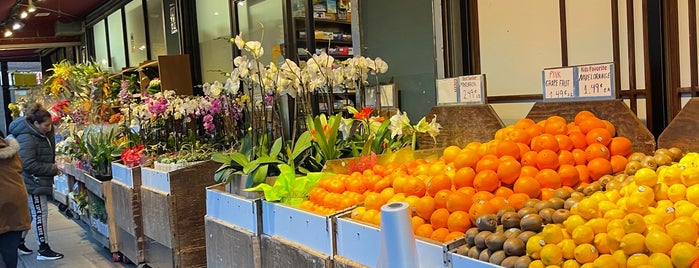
[456,188,577,267]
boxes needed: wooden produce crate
[205,182,264,268]
[110,161,145,264]
[658,98,699,152]
[525,99,655,154]
[418,104,505,149]
[140,160,219,268]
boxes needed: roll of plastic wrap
[376,202,419,268]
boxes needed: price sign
[542,67,575,101]
[577,63,614,99]
[458,74,485,104]
[13,73,38,87]
[436,77,459,105]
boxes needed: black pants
[0,231,22,268]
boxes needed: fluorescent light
[20,11,28,19]
[4,30,13,38]
[28,0,36,13]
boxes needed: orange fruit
[446,191,472,212]
[536,168,562,189]
[472,191,495,203]
[515,118,536,129]
[430,227,450,243]
[568,131,589,150]
[414,223,434,238]
[531,133,560,152]
[411,216,426,232]
[473,170,500,193]
[427,175,452,197]
[476,155,500,172]
[521,151,539,167]
[540,188,555,200]
[326,178,346,193]
[457,186,477,197]
[430,208,451,229]
[373,178,392,192]
[572,148,587,165]
[494,186,514,198]
[576,165,591,183]
[575,110,598,125]
[453,167,476,189]
[468,199,497,223]
[372,164,387,177]
[514,176,542,198]
[602,120,616,137]
[508,193,530,210]
[496,140,521,159]
[556,134,574,151]
[610,155,628,173]
[558,164,581,187]
[488,196,509,212]
[544,116,569,135]
[364,192,385,210]
[525,124,544,140]
[609,137,633,157]
[558,150,576,166]
[537,149,560,170]
[586,128,613,146]
[585,143,611,161]
[497,158,522,185]
[444,231,466,243]
[587,158,613,180]
[433,189,452,209]
[578,117,607,134]
[520,166,540,178]
[447,211,471,233]
[453,149,480,169]
[403,177,427,197]
[442,146,462,163]
[414,196,436,220]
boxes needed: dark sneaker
[18,244,32,255]
[36,247,63,261]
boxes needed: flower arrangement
[120,144,148,168]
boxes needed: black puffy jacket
[8,117,59,195]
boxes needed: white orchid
[414,115,442,142]
[389,109,411,138]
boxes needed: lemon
[607,219,625,232]
[584,218,608,235]
[645,229,674,254]
[606,190,622,203]
[620,233,647,255]
[627,253,650,268]
[594,233,614,254]
[572,225,595,244]
[623,213,647,234]
[562,259,581,268]
[527,235,546,259]
[592,254,618,268]
[666,217,699,243]
[668,184,688,203]
[679,153,699,165]
[643,214,664,226]
[645,223,666,234]
[564,215,587,234]
[530,260,546,268]
[573,243,598,264]
[635,168,658,187]
[658,166,683,185]
[558,239,577,259]
[598,200,618,215]
[576,198,600,220]
[624,195,650,215]
[605,209,627,220]
[691,210,699,225]
[630,185,656,204]
[687,184,699,206]
[589,192,609,203]
[542,224,565,244]
[653,204,676,225]
[682,167,699,186]
[612,250,628,268]
[675,202,697,218]
[654,183,669,201]
[649,253,674,268]
[671,242,699,268]
[540,244,564,266]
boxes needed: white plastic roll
[376,202,419,268]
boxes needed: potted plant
[82,124,127,181]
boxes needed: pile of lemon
[526,153,699,268]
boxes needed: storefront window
[93,20,109,68]
[125,0,148,66]
[147,0,167,59]
[197,0,232,83]
[108,11,127,71]
[237,0,285,64]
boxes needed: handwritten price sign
[542,63,615,101]
[542,67,575,101]
[578,63,614,98]
[458,75,485,104]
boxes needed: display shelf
[110,161,146,264]
[205,216,262,268]
[418,104,505,150]
[658,97,699,152]
[206,183,263,235]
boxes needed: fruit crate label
[458,74,486,104]
[577,63,615,99]
[436,77,459,105]
[542,67,575,101]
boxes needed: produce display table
[139,160,218,268]
[658,97,699,152]
[525,99,655,154]
[110,161,145,264]
[418,104,504,149]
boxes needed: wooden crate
[140,160,219,268]
[205,216,262,268]
[260,234,331,268]
[418,104,505,149]
[658,98,699,152]
[111,161,145,264]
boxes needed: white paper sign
[458,75,485,104]
[543,67,575,100]
[436,77,458,104]
[578,63,614,98]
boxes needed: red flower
[373,116,386,123]
[353,107,373,120]
[121,144,145,167]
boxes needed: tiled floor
[17,201,134,268]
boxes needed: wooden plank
[141,186,173,248]
[418,104,504,149]
[158,55,193,95]
[525,100,656,154]
[658,98,699,152]
[260,234,331,268]
[205,216,262,268]
[333,256,368,268]
[111,180,141,236]
[102,181,119,252]
[559,0,568,66]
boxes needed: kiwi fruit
[583,181,602,196]
[514,256,532,268]
[495,224,505,234]
[533,200,554,212]
[486,233,507,251]
[479,249,492,262]
[517,231,536,244]
[517,207,538,218]
[628,152,646,162]
[641,155,657,170]
[654,153,673,167]
[548,197,565,210]
[598,175,613,187]
[625,160,642,175]
[520,214,543,232]
[504,228,523,238]
[501,256,519,268]
[465,227,479,247]
[552,188,572,200]
[570,191,584,199]
[467,246,480,259]
[474,231,492,250]
[456,245,469,256]
[503,237,526,256]
[564,197,581,210]
[655,148,672,158]
[552,209,572,224]
[538,208,555,225]
[523,198,540,208]
[497,207,516,223]
[489,250,507,265]
[668,147,683,161]
[501,212,521,229]
[476,214,498,232]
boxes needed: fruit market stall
[418,104,504,149]
[658,98,699,152]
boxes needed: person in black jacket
[8,103,63,261]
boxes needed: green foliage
[82,125,127,175]
[245,164,332,206]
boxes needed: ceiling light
[4,29,13,38]
[12,21,24,30]
[28,0,36,13]
[20,11,28,19]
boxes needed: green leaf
[346,106,359,114]
[252,164,269,185]
[270,138,282,158]
[211,152,232,164]
[228,152,250,167]
[292,131,312,160]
